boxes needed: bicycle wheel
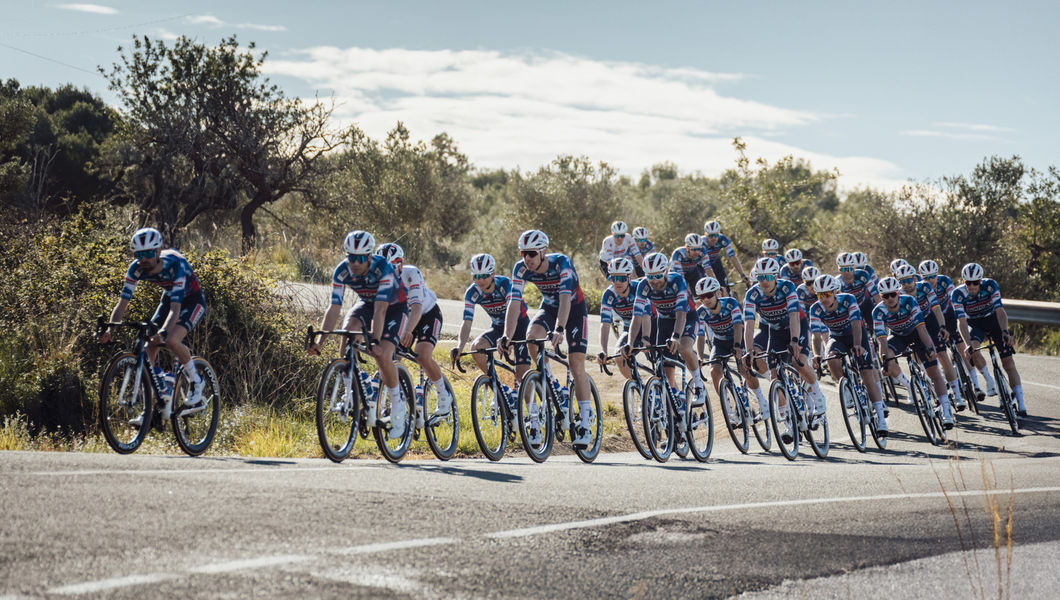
[719,379,749,454]
[909,375,940,445]
[641,377,675,463]
[315,359,360,462]
[471,375,507,461]
[171,358,220,456]
[374,365,415,463]
[839,377,866,452]
[953,347,979,415]
[687,383,715,462]
[622,379,651,460]
[573,376,603,463]
[748,384,772,452]
[995,364,1019,435]
[805,392,830,458]
[99,353,153,454]
[882,367,901,406]
[423,378,459,460]
[769,379,798,461]
[517,371,554,462]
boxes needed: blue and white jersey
[951,278,1003,320]
[509,253,584,308]
[399,265,437,313]
[331,255,404,306]
[599,235,641,262]
[908,280,940,317]
[872,295,923,337]
[463,276,526,326]
[701,234,736,263]
[779,259,815,286]
[634,274,691,320]
[121,249,202,304]
[797,283,828,334]
[600,280,640,328]
[863,264,879,289]
[636,240,655,255]
[840,269,877,306]
[930,274,956,312]
[743,279,800,330]
[809,293,863,338]
[696,297,743,341]
[669,246,709,276]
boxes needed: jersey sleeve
[728,299,745,325]
[952,289,968,319]
[987,279,1003,310]
[722,235,736,258]
[507,263,526,302]
[557,255,575,296]
[166,256,189,304]
[669,249,683,274]
[847,297,863,322]
[675,277,690,313]
[872,305,888,337]
[374,261,398,304]
[924,284,939,308]
[633,280,652,317]
[600,289,615,324]
[784,281,799,314]
[743,288,758,322]
[599,238,611,261]
[330,263,347,306]
[462,285,477,322]
[404,268,424,306]
[907,298,924,326]
[119,262,139,300]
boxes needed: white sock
[897,373,910,387]
[578,400,591,428]
[692,368,703,389]
[969,368,980,388]
[1013,385,1025,409]
[387,386,402,409]
[873,400,886,420]
[980,366,994,385]
[949,380,962,401]
[753,387,765,403]
[430,378,450,400]
[182,361,199,381]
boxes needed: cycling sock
[873,400,885,419]
[753,387,765,403]
[969,368,980,388]
[979,366,994,385]
[948,379,962,401]
[1013,385,1024,409]
[578,400,590,427]
[182,361,200,382]
[387,386,402,409]
[430,377,450,400]
[896,373,910,388]
[692,368,704,389]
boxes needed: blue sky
[3,1,1057,190]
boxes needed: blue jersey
[779,259,815,286]
[634,274,692,319]
[121,249,202,304]
[331,256,403,306]
[840,269,877,305]
[872,295,923,337]
[464,276,526,326]
[696,297,743,341]
[930,274,956,312]
[743,279,800,330]
[909,281,940,317]
[636,240,655,255]
[863,264,879,288]
[701,234,736,263]
[951,278,1003,320]
[809,293,863,338]
[669,247,709,276]
[509,253,584,308]
[600,280,640,327]
[797,283,828,334]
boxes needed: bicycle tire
[99,353,153,454]
[642,377,674,463]
[573,376,603,463]
[171,357,220,457]
[622,379,652,460]
[953,346,979,415]
[686,382,714,462]
[995,363,1019,435]
[749,384,772,453]
[719,379,749,454]
[769,379,798,461]
[909,374,940,445]
[517,371,554,462]
[374,365,415,463]
[471,375,507,461]
[315,359,360,462]
[839,377,866,453]
[423,379,459,460]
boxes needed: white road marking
[49,573,180,595]
[1023,380,1060,392]
[485,485,1060,539]
[334,537,458,555]
[188,554,313,574]
[31,465,376,477]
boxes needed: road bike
[884,350,947,445]
[945,336,980,415]
[96,317,220,456]
[980,342,1019,435]
[758,349,828,461]
[640,345,713,463]
[454,347,521,461]
[703,354,771,454]
[396,345,458,461]
[829,349,884,452]
[599,349,653,460]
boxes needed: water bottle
[369,373,381,401]
[152,366,173,400]
[163,371,176,400]
[414,383,425,428]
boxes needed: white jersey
[400,265,438,313]
[599,235,641,262]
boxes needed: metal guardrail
[1006,300,1060,326]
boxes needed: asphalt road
[2,352,1059,598]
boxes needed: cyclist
[702,220,751,295]
[873,276,955,429]
[795,265,829,350]
[889,258,910,276]
[375,243,455,419]
[809,274,888,437]
[762,238,786,268]
[99,227,208,418]
[779,248,814,287]
[670,233,715,294]
[599,220,644,278]
[837,252,881,340]
[695,276,766,419]
[453,253,532,390]
[307,230,410,439]
[597,257,644,380]
[853,252,878,289]
[920,259,982,399]
[499,230,593,448]
[626,252,707,422]
[632,227,655,258]
[895,263,966,411]
[952,263,1026,415]
[742,257,826,441]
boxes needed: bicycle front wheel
[315,359,360,462]
[687,383,714,462]
[719,379,749,454]
[839,377,866,453]
[171,357,220,456]
[769,379,798,461]
[471,375,507,461]
[573,376,603,463]
[517,371,554,462]
[99,353,152,454]
[909,375,941,446]
[642,377,675,463]
[953,348,979,415]
[374,365,415,463]
[424,378,459,460]
[622,379,652,460]
[995,364,1019,435]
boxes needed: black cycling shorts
[479,317,531,366]
[151,292,207,333]
[531,301,589,354]
[345,300,409,347]
[969,314,1015,359]
[411,304,443,347]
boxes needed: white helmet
[890,258,910,274]
[131,227,163,252]
[814,274,841,294]
[631,226,649,239]
[608,257,635,276]
[344,230,375,255]
[684,233,703,248]
[918,259,939,277]
[784,248,803,263]
[801,265,821,282]
[695,276,721,296]
[469,253,495,275]
[703,220,722,235]
[611,221,628,235]
[894,264,917,280]
[853,251,869,268]
[877,276,902,295]
[643,252,669,275]
[518,229,549,251]
[755,256,781,275]
[762,238,780,252]
[836,252,857,268]
[374,242,404,264]
[961,262,984,281]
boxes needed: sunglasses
[347,254,369,264]
[966,279,981,286]
[756,274,776,282]
[635,238,647,243]
[610,275,629,282]
[614,234,625,239]
[706,234,718,239]
[839,266,853,272]
[764,251,777,257]
[473,273,492,280]
[647,273,666,280]
[899,277,914,285]
[815,291,834,298]
[789,260,801,265]
[882,292,898,299]
[698,292,716,300]
[134,249,157,260]
[521,250,539,259]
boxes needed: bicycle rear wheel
[909,375,941,446]
[953,347,979,415]
[171,358,220,456]
[99,353,152,454]
[995,364,1019,435]
[517,371,554,462]
[686,384,714,462]
[423,379,459,460]
[769,379,798,461]
[839,377,866,452]
[622,379,651,460]
[471,375,507,461]
[749,385,772,453]
[573,376,603,463]
[374,365,415,463]
[642,377,675,463]
[719,379,749,454]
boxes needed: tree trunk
[240,192,272,255]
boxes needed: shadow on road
[401,464,524,483]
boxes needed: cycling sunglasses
[763,251,778,257]
[882,291,898,299]
[134,249,157,260]
[965,279,982,287]
[473,273,492,280]
[635,238,648,243]
[347,253,369,263]
[520,250,539,259]
[646,273,666,280]
[610,275,629,283]
[815,291,834,299]
[614,234,625,239]
[839,266,854,273]
[756,274,776,282]
[698,292,716,300]
[898,277,915,285]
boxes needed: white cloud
[186,14,287,32]
[900,129,1005,142]
[154,28,180,41]
[55,3,118,14]
[265,46,907,191]
[934,121,1014,133]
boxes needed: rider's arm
[370,300,388,344]
[554,292,572,337]
[599,321,611,355]
[628,315,643,345]
[742,293,756,353]
[457,319,473,353]
[851,318,863,347]
[931,304,947,331]
[503,265,527,340]
[958,316,972,347]
[997,307,1011,338]
[108,297,130,327]
[914,322,934,353]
